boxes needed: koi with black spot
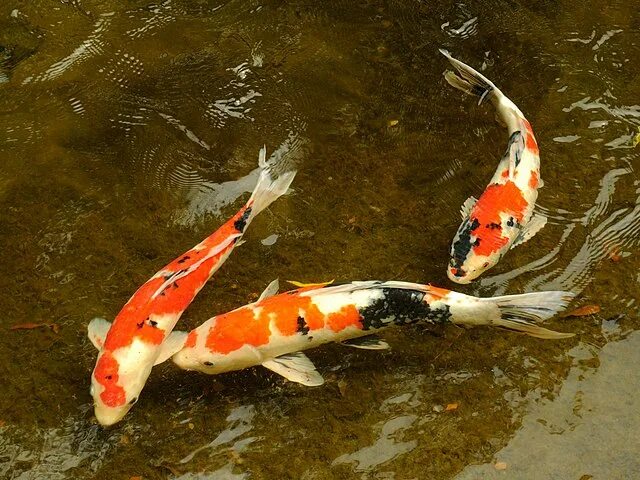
[440,51,548,284]
[87,147,296,426]
[170,280,575,386]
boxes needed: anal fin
[512,214,547,247]
[262,352,324,386]
[342,336,390,350]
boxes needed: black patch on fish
[487,222,501,230]
[296,316,309,335]
[234,207,252,233]
[172,281,179,289]
[149,320,158,328]
[451,217,480,270]
[359,288,451,330]
[136,321,144,329]
[177,255,190,264]
[504,131,523,167]
[507,217,515,227]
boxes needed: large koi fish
[87,147,296,426]
[441,50,547,284]
[170,280,574,386]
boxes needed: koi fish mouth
[447,267,472,284]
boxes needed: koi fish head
[90,346,153,426]
[448,182,528,284]
[448,212,520,284]
[172,344,238,375]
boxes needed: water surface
[1,1,639,478]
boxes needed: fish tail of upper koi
[246,146,297,224]
[439,49,523,133]
[439,288,576,339]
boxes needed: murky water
[1,1,639,478]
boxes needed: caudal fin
[439,49,497,104]
[483,291,576,339]
[246,146,297,223]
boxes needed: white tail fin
[439,49,525,130]
[474,291,576,339]
[439,49,497,104]
[246,146,297,223]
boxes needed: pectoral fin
[88,317,111,350]
[460,196,478,219]
[342,335,390,350]
[258,279,279,301]
[262,352,324,386]
[513,214,547,247]
[154,331,188,365]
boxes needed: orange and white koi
[440,50,547,284]
[170,280,574,386]
[87,147,296,426]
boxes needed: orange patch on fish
[185,330,198,348]
[102,206,250,352]
[522,119,539,155]
[472,181,528,256]
[529,170,539,189]
[326,305,362,332]
[425,285,451,302]
[95,352,127,407]
[205,307,270,354]
[501,169,509,178]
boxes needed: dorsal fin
[258,279,279,301]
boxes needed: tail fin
[246,146,297,222]
[439,49,498,104]
[480,291,575,339]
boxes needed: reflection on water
[1,0,639,478]
[457,331,640,479]
[0,407,117,479]
[333,415,418,473]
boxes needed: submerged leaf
[10,322,60,333]
[495,461,507,470]
[563,305,601,317]
[445,403,459,411]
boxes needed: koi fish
[170,280,574,386]
[87,147,296,426]
[440,50,547,284]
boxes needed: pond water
[1,1,639,479]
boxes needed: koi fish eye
[483,262,489,268]
[129,397,138,405]
[203,361,214,366]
